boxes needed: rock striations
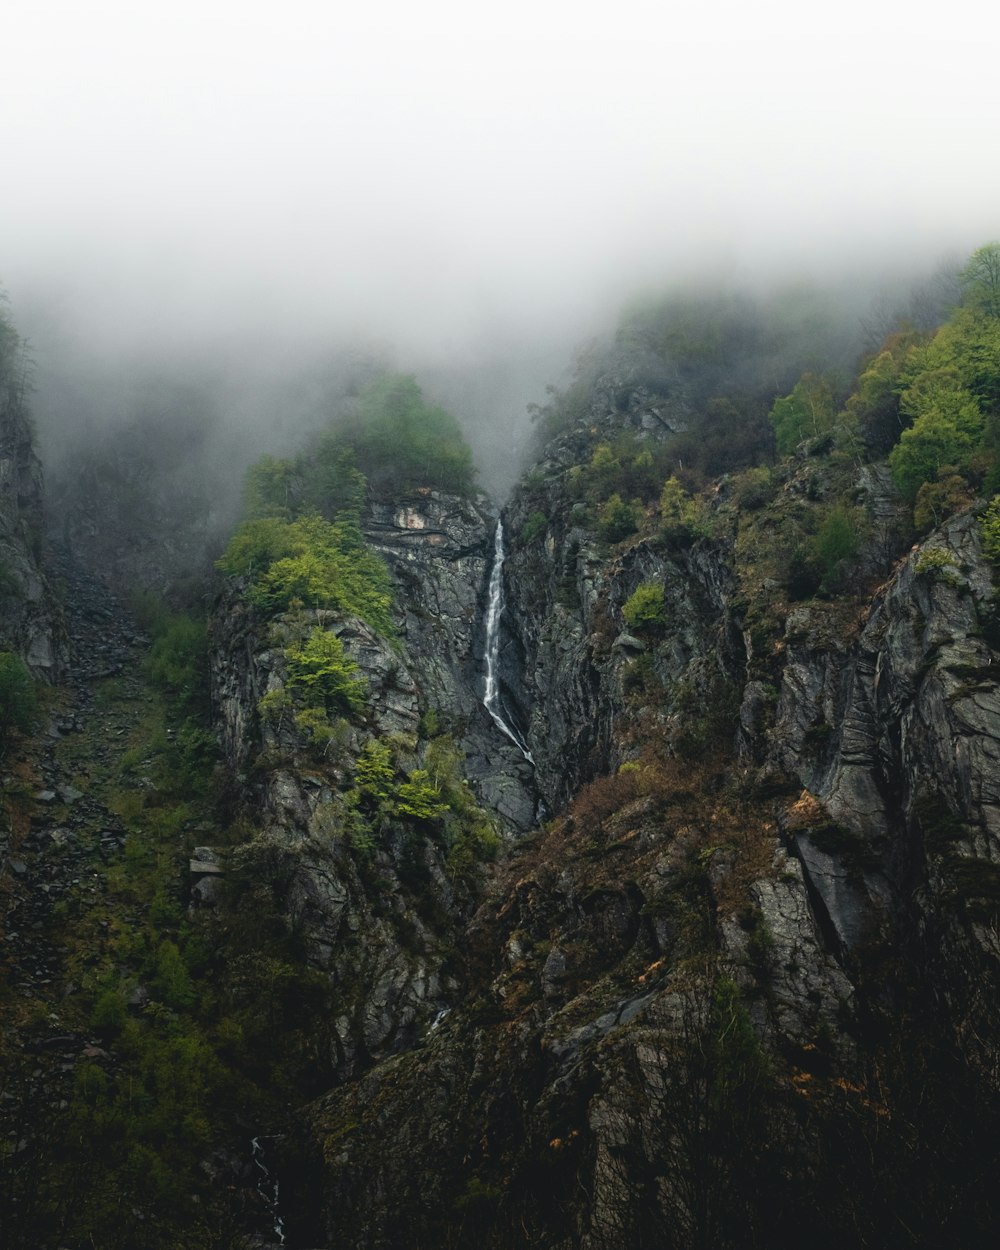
[258,387,1000,1248]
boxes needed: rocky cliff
[0,316,60,673]
[278,380,1000,1249]
[7,289,1000,1249]
[209,488,536,1087]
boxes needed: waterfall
[251,1136,286,1246]
[483,518,534,764]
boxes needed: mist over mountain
[4,5,1000,1248]
[3,1,999,509]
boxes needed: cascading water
[483,518,534,765]
[251,1136,286,1246]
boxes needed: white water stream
[251,1136,286,1246]
[483,519,534,765]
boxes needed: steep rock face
[209,490,536,1083]
[770,512,1000,1071]
[0,351,61,673]
[502,500,740,814]
[292,777,868,1250]
[289,469,1000,1244]
[211,591,460,1078]
[363,491,536,830]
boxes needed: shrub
[284,628,367,717]
[981,495,1000,564]
[598,493,642,542]
[812,503,862,576]
[769,373,837,454]
[219,513,395,636]
[730,466,774,511]
[914,547,962,586]
[520,511,548,543]
[622,582,666,631]
[913,469,973,531]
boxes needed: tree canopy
[342,374,476,496]
[959,242,1000,319]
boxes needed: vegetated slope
[285,261,1000,1249]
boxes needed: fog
[2,0,999,500]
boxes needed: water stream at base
[483,518,534,765]
[251,1136,287,1246]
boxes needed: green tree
[395,769,447,821]
[622,582,666,631]
[960,242,1000,318]
[598,493,641,542]
[284,627,367,716]
[659,475,687,530]
[344,373,476,495]
[219,513,395,635]
[769,373,837,454]
[845,327,928,453]
[889,395,983,500]
[811,503,863,583]
[981,495,1000,563]
[242,454,296,519]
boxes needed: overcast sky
[2,0,999,477]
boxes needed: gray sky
[3,0,999,488]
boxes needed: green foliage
[145,613,209,718]
[294,707,352,757]
[344,373,476,495]
[598,492,642,542]
[889,367,984,500]
[424,734,501,875]
[913,547,962,586]
[811,503,863,579]
[238,374,470,526]
[571,436,669,510]
[296,438,368,518]
[0,650,37,742]
[769,372,837,454]
[345,733,498,871]
[284,627,367,716]
[355,738,395,809]
[882,285,1000,501]
[980,495,1000,564]
[258,686,293,725]
[845,328,928,454]
[215,514,297,577]
[219,512,395,635]
[781,502,865,598]
[659,474,687,528]
[242,453,296,519]
[959,241,1000,318]
[660,474,710,537]
[153,939,197,1010]
[395,769,448,821]
[622,582,666,631]
[520,510,548,543]
[729,465,775,510]
[89,988,128,1036]
[913,469,973,531]
[707,975,771,1108]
